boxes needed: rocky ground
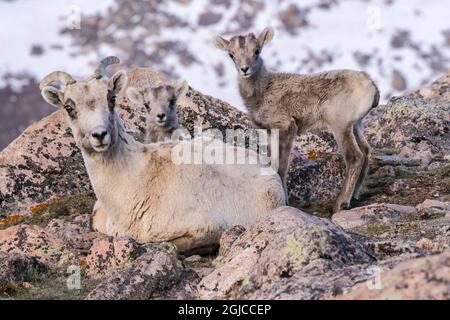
[0,68,449,300]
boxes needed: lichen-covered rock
[364,96,449,165]
[0,251,48,291]
[407,70,450,102]
[85,249,182,300]
[332,201,450,260]
[0,224,76,266]
[198,206,373,299]
[83,236,144,279]
[45,214,102,250]
[335,250,450,300]
[218,225,246,257]
[332,203,417,230]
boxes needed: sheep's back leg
[333,124,364,213]
[352,121,371,200]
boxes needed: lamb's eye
[228,53,234,60]
[169,99,176,109]
[254,49,260,57]
[107,90,116,110]
[143,102,150,111]
[64,104,77,119]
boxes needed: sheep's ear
[173,80,189,98]
[109,70,127,95]
[41,86,63,108]
[258,27,274,48]
[213,35,230,51]
[126,86,144,105]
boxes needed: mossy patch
[0,269,99,300]
[0,193,96,230]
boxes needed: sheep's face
[127,80,188,129]
[213,27,274,78]
[41,71,127,153]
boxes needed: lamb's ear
[173,80,189,98]
[126,86,144,105]
[258,27,274,48]
[109,70,127,95]
[212,35,230,51]
[41,86,63,108]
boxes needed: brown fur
[214,27,380,212]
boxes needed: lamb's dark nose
[241,66,249,73]
[157,113,166,121]
[91,130,107,142]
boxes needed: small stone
[416,238,434,251]
[373,165,395,177]
[84,236,143,279]
[416,199,450,217]
[183,255,203,263]
[85,249,182,300]
[373,155,421,167]
[218,225,246,257]
[332,203,417,230]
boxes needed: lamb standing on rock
[213,27,380,213]
[127,81,185,143]
[39,57,285,254]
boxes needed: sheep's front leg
[91,200,108,234]
[276,122,298,202]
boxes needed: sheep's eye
[143,102,150,111]
[228,53,234,60]
[254,49,260,57]
[169,99,176,109]
[64,103,77,119]
[107,90,116,110]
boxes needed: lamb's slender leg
[352,121,371,200]
[333,124,364,213]
[277,122,298,202]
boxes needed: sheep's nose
[91,129,107,142]
[157,113,166,121]
[241,66,249,73]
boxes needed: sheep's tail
[371,79,380,109]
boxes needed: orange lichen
[30,202,50,215]
[79,258,87,268]
[0,214,25,229]
[306,150,321,160]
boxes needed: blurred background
[1,0,449,150]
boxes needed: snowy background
[1,0,450,150]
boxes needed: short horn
[39,71,76,90]
[91,56,120,79]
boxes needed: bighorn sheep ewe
[39,57,285,254]
[127,81,186,142]
[213,27,379,213]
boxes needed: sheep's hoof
[333,201,350,213]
